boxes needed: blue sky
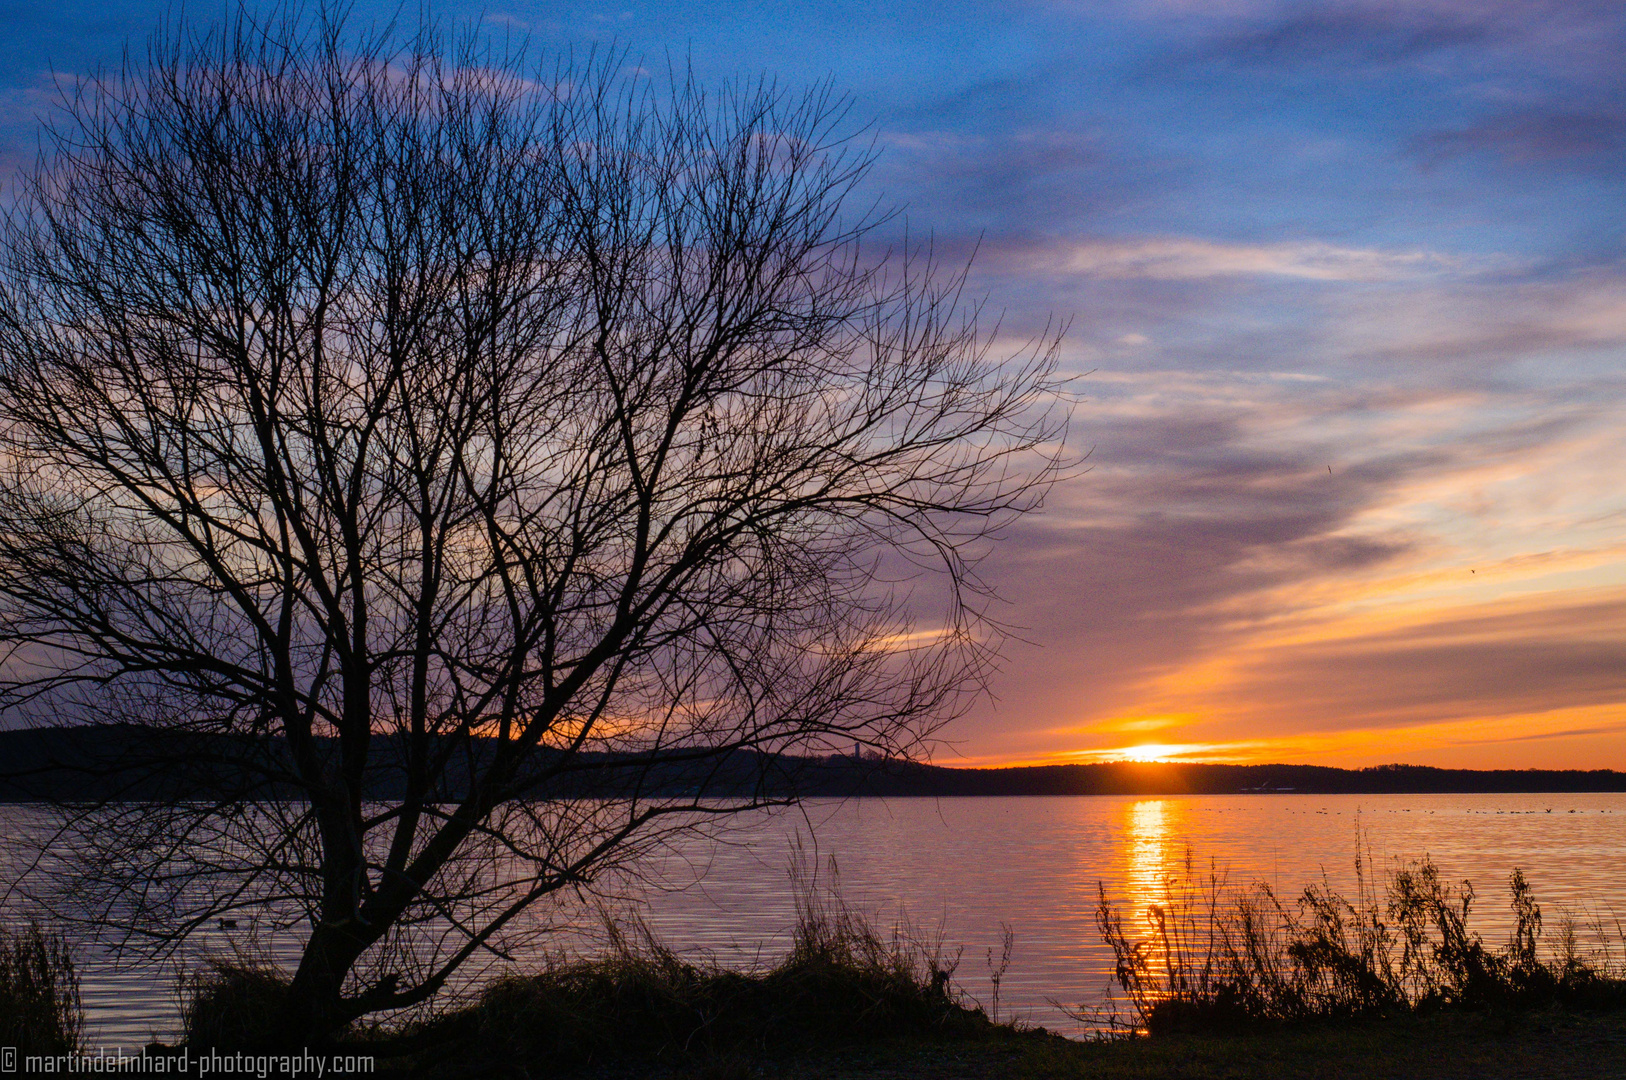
[5,0,1626,767]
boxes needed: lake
[9,793,1624,1045]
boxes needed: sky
[2,0,1625,770]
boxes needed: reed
[181,958,299,1051]
[0,922,83,1055]
[1093,850,1626,1034]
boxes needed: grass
[391,859,999,1078]
[0,921,83,1055]
[1091,848,1626,1034]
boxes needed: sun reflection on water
[1124,798,1175,910]
[1115,798,1189,1014]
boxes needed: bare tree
[0,6,1066,1042]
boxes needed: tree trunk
[276,925,368,1049]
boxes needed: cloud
[481,13,531,31]
[873,122,1128,236]
[939,359,1626,767]
[941,374,1443,748]
[1169,1,1626,74]
[1173,589,1626,741]
[1203,9,1488,68]
[1412,108,1626,171]
[1002,237,1464,282]
[1323,269,1626,365]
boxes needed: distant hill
[856,759,1626,796]
[0,725,1622,801]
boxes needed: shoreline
[747,1006,1626,1080]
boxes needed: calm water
[8,793,1624,1045]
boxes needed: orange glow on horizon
[935,568,1626,772]
[1110,743,1187,763]
[937,703,1626,771]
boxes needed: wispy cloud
[1007,237,1465,282]
[1200,8,1489,68]
[1412,108,1626,172]
[480,13,530,31]
[1165,0,1626,74]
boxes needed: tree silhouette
[0,6,1066,1041]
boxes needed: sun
[1119,743,1180,763]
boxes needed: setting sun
[1116,743,1182,763]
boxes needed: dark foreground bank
[739,1008,1626,1079]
